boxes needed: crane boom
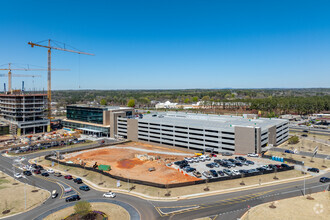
[28,39,94,120]
[0,74,41,77]
[0,63,68,93]
[28,42,94,55]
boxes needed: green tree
[288,135,299,144]
[74,201,91,216]
[192,96,199,102]
[127,99,136,107]
[100,99,107,105]
[184,98,190,104]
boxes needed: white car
[103,192,116,198]
[232,170,240,175]
[14,173,22,178]
[47,169,55,174]
[247,153,259,157]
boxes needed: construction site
[0,40,93,137]
[62,141,201,184]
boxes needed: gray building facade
[117,112,289,154]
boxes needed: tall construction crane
[28,39,94,119]
[0,63,67,93]
[0,73,41,91]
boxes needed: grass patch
[0,171,49,217]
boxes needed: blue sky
[0,0,330,90]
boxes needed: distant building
[155,101,178,109]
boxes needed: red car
[275,164,282,169]
[210,153,217,157]
[64,175,73,180]
[33,169,41,174]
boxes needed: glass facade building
[67,106,105,124]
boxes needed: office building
[62,104,134,137]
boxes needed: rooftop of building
[138,112,288,132]
[0,93,47,97]
[67,104,133,111]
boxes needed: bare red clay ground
[64,142,199,184]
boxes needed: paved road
[269,147,330,159]
[289,127,330,135]
[0,142,329,220]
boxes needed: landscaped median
[0,171,50,218]
[44,202,129,220]
[241,191,330,220]
[35,156,309,200]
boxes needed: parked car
[64,175,73,180]
[65,195,80,202]
[281,164,290,169]
[206,163,214,168]
[235,162,243,167]
[217,170,225,176]
[23,171,32,176]
[209,170,218,177]
[239,169,248,174]
[73,178,83,184]
[235,156,247,161]
[307,168,319,173]
[214,159,222,164]
[79,185,90,191]
[246,160,254,165]
[186,167,196,173]
[223,169,232,176]
[284,150,294,154]
[103,192,116,198]
[228,159,236,163]
[275,164,282,169]
[232,170,240,175]
[222,152,233,156]
[205,156,211,161]
[256,167,266,172]
[202,171,212,179]
[210,153,217,157]
[247,153,258,157]
[193,158,199,163]
[41,172,49,177]
[319,177,330,183]
[36,165,43,170]
[14,173,22,178]
[193,171,202,178]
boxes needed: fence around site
[45,154,295,189]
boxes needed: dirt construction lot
[63,142,199,184]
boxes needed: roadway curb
[33,158,318,202]
[0,172,51,220]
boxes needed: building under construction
[0,91,50,135]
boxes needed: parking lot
[172,154,292,180]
